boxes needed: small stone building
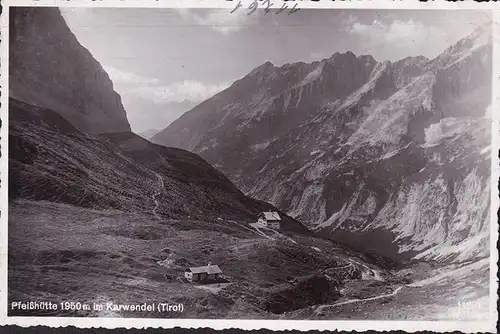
[257,211,281,229]
[184,263,222,282]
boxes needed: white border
[0,1,10,330]
[489,9,500,332]
[0,0,496,10]
[1,1,498,332]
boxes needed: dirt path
[247,222,275,240]
[333,263,354,270]
[226,220,272,239]
[315,286,404,313]
[260,226,298,244]
[152,172,164,220]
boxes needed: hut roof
[188,264,222,274]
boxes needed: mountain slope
[9,97,307,233]
[9,7,130,134]
[10,98,407,319]
[152,52,382,172]
[153,23,492,263]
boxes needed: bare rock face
[153,23,492,263]
[152,51,381,176]
[9,7,131,134]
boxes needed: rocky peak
[358,54,377,67]
[390,56,429,89]
[394,55,429,68]
[9,7,131,135]
[326,51,359,65]
[426,21,492,70]
[249,61,276,76]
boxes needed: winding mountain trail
[247,222,275,240]
[260,225,298,244]
[315,286,404,314]
[152,172,164,220]
[226,220,272,239]
[333,263,354,271]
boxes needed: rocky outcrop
[9,7,130,134]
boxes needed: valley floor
[8,200,490,320]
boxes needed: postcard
[1,0,498,332]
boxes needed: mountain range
[8,7,492,321]
[152,22,492,264]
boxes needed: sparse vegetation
[8,200,399,319]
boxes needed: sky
[60,8,490,133]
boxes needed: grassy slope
[9,200,392,318]
[11,199,486,320]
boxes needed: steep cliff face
[9,7,131,134]
[153,23,492,263]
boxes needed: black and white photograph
[4,2,497,331]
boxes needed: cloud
[104,66,229,103]
[347,19,448,59]
[105,66,161,85]
[341,13,358,26]
[135,80,230,103]
[174,8,250,35]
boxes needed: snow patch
[480,145,491,155]
[381,142,411,160]
[310,149,323,156]
[251,141,271,152]
[423,118,472,147]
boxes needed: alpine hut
[257,211,281,229]
[184,263,223,283]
